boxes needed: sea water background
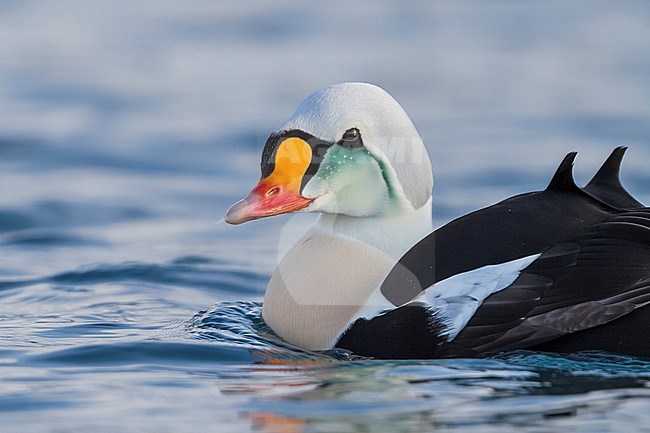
[1,1,650,432]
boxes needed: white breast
[262,226,397,350]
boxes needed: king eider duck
[225,82,650,359]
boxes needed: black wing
[447,211,650,357]
[340,148,650,359]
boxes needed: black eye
[339,128,363,149]
[341,128,360,141]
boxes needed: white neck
[313,197,433,260]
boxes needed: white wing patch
[414,253,541,341]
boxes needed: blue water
[1,1,650,432]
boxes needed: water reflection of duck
[226,83,650,359]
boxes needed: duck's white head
[225,82,433,225]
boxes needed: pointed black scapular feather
[545,152,582,193]
[583,146,644,210]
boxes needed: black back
[336,148,650,359]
